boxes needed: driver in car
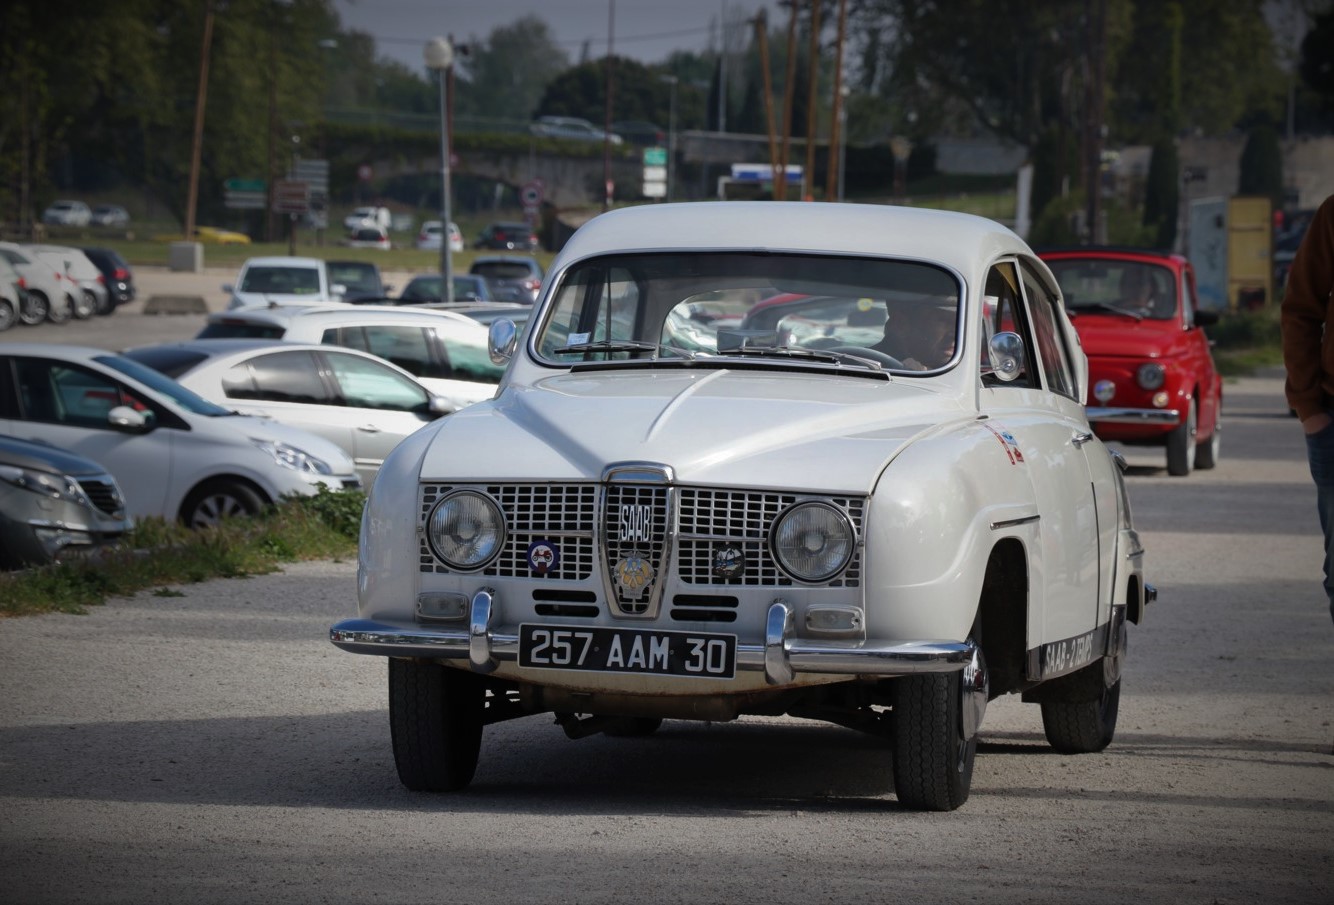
[872,297,957,370]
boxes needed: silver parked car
[25,245,107,318]
[122,339,452,487]
[0,433,132,569]
[0,242,76,325]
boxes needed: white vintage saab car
[331,201,1154,811]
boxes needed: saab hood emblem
[614,555,654,596]
[527,540,560,575]
[713,544,745,580]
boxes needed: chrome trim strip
[990,514,1040,530]
[1084,407,1180,424]
[602,461,675,483]
[331,613,973,679]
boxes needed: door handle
[357,424,381,434]
[1072,431,1094,447]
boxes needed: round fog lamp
[1152,391,1170,408]
[771,502,855,583]
[427,491,505,570]
[1093,379,1116,403]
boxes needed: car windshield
[239,265,321,295]
[531,251,961,374]
[1047,259,1177,321]
[327,262,381,292]
[473,261,536,280]
[96,354,233,416]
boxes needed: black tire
[71,290,96,320]
[179,479,264,528]
[94,290,115,316]
[389,658,484,792]
[602,717,663,737]
[18,290,49,326]
[1041,676,1121,754]
[892,670,976,811]
[45,293,72,324]
[0,298,15,332]
[1165,399,1196,476]
[1194,409,1220,470]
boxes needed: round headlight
[426,491,505,570]
[1136,363,1166,390]
[770,501,855,583]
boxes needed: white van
[224,256,346,310]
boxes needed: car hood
[417,369,965,492]
[0,435,107,477]
[1069,315,1187,359]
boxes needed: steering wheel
[829,346,905,369]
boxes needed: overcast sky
[335,0,772,71]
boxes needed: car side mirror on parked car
[489,318,518,364]
[108,405,153,433]
[986,332,1025,382]
[428,396,454,417]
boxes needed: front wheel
[1165,399,1197,476]
[71,290,97,320]
[45,293,72,324]
[389,658,484,791]
[1194,408,1220,470]
[892,670,977,811]
[179,479,264,528]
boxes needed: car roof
[206,303,478,327]
[240,256,325,268]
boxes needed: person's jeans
[1306,413,1334,625]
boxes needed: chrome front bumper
[1084,406,1180,424]
[330,592,974,687]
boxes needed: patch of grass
[1206,304,1285,378]
[0,487,363,618]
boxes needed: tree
[535,56,671,125]
[1143,138,1179,248]
[454,15,569,123]
[1298,9,1334,116]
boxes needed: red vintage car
[1039,248,1222,476]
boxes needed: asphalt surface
[0,279,1331,904]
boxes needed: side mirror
[221,283,234,294]
[108,405,152,433]
[428,395,454,417]
[986,332,1025,382]
[331,282,348,299]
[489,318,518,365]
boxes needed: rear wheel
[1166,399,1196,476]
[18,291,49,326]
[0,298,15,332]
[389,658,484,791]
[1041,672,1121,754]
[179,479,264,528]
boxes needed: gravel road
[1,304,1331,903]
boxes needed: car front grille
[419,482,865,606]
[77,477,125,517]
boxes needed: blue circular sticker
[527,540,560,575]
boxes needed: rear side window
[225,351,332,404]
[472,262,534,280]
[197,322,285,340]
[328,325,438,379]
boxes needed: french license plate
[519,624,737,678]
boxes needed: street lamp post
[424,36,455,302]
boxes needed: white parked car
[529,115,623,145]
[90,204,131,228]
[0,343,362,526]
[196,304,506,412]
[344,206,390,232]
[414,220,463,252]
[41,200,92,227]
[123,339,452,487]
[329,201,1153,811]
[224,256,346,309]
[0,257,21,332]
[0,241,76,325]
[25,245,107,319]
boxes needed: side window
[981,262,1033,388]
[1020,264,1078,400]
[431,327,507,384]
[352,326,440,380]
[325,352,429,412]
[14,358,153,427]
[246,351,333,404]
[537,266,640,361]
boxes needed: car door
[213,349,357,465]
[319,349,436,483]
[0,354,173,518]
[978,260,1104,655]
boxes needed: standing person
[1281,193,1334,626]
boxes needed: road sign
[643,147,667,167]
[225,177,266,193]
[273,179,310,214]
[520,180,544,207]
[224,190,266,210]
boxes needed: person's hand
[1302,412,1333,435]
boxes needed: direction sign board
[643,147,667,167]
[273,179,310,214]
[225,178,266,193]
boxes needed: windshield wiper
[557,340,697,360]
[721,345,885,370]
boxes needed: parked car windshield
[96,354,234,416]
[532,252,961,372]
[239,266,321,295]
[1046,259,1178,320]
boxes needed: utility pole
[184,0,215,244]
[1084,0,1107,244]
[753,10,779,195]
[803,0,821,200]
[826,0,848,201]
[603,0,615,211]
[776,0,800,202]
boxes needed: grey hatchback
[0,434,132,569]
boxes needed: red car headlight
[1136,363,1166,390]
